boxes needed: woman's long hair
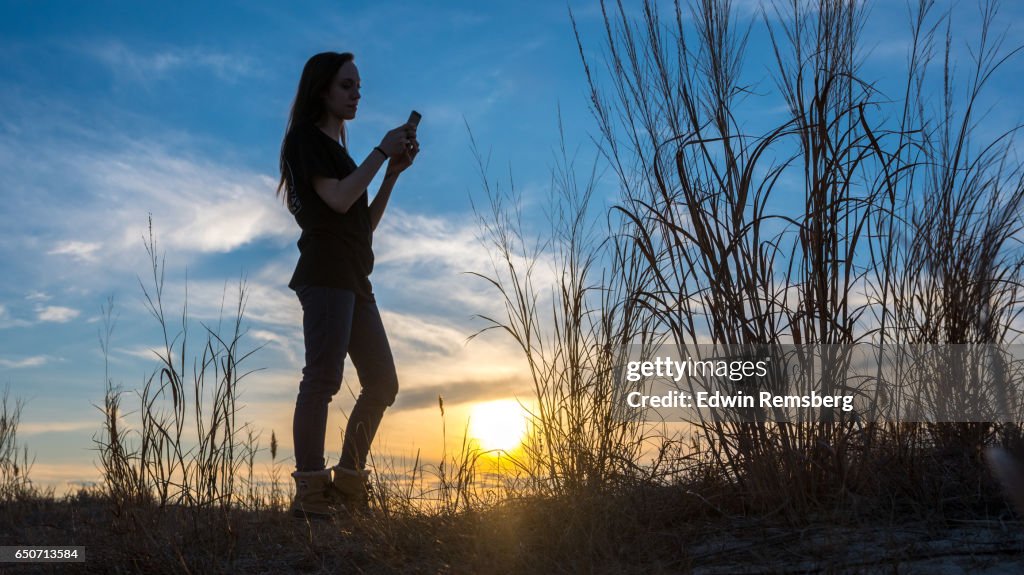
[277,51,354,202]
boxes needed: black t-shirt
[282,121,374,300]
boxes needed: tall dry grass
[380,0,1024,522]
[92,217,268,518]
[468,111,669,499]
[543,0,1024,517]
[0,385,37,502]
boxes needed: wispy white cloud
[0,355,47,368]
[25,291,51,302]
[113,344,164,362]
[373,206,560,321]
[249,328,299,366]
[375,209,489,268]
[36,306,79,323]
[381,308,530,390]
[77,141,293,256]
[18,420,95,435]
[0,304,31,330]
[82,40,259,83]
[48,241,102,262]
[0,120,296,295]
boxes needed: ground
[2,489,1023,574]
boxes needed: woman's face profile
[322,61,360,122]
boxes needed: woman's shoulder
[284,122,327,160]
[287,120,319,142]
[288,121,342,150]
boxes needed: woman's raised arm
[312,123,413,214]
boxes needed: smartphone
[408,110,421,128]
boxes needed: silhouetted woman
[276,51,419,519]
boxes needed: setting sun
[468,399,530,452]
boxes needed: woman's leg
[338,297,399,471]
[293,286,356,472]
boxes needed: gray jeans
[292,285,399,472]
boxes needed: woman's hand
[386,135,419,177]
[378,122,416,158]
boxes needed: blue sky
[1,0,1021,492]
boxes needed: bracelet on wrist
[373,146,388,160]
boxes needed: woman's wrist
[373,146,388,160]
